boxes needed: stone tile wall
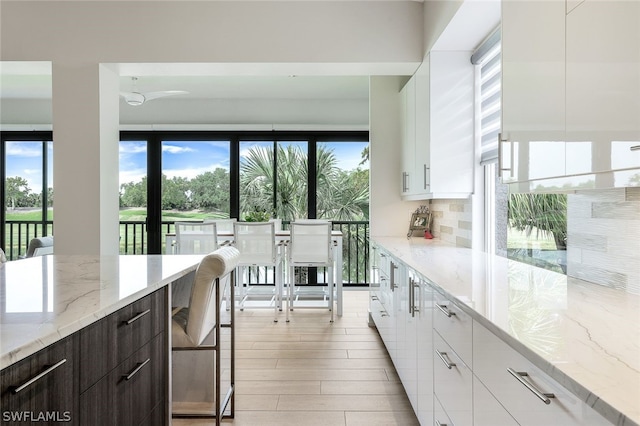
[567,188,640,294]
[429,198,473,248]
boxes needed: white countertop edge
[0,262,199,370]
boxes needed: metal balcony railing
[3,219,370,286]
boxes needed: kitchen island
[372,237,639,426]
[0,254,203,425]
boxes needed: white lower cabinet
[473,321,610,426]
[433,331,473,426]
[434,393,454,426]
[370,242,614,426]
[473,376,519,426]
[416,276,434,425]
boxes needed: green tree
[120,177,147,208]
[190,168,230,213]
[162,175,190,210]
[5,176,31,209]
[508,193,567,250]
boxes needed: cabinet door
[415,277,434,425]
[433,332,472,426]
[80,333,165,426]
[566,0,640,186]
[501,0,566,183]
[414,60,431,197]
[1,336,77,423]
[473,322,611,426]
[433,291,472,367]
[401,78,417,196]
[429,51,475,196]
[395,267,417,411]
[473,376,519,426]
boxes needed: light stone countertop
[373,236,640,426]
[0,254,203,370]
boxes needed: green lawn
[507,226,557,250]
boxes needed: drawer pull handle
[125,309,151,325]
[124,358,151,381]
[436,303,455,317]
[435,421,447,426]
[507,368,555,405]
[12,359,67,393]
[631,145,640,151]
[435,350,456,369]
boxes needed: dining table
[165,230,344,316]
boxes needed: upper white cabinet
[501,0,640,190]
[500,0,567,184]
[565,0,640,188]
[400,52,474,200]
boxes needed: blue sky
[119,140,368,186]
[5,142,53,193]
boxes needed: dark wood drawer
[79,289,166,393]
[80,332,165,426]
[1,336,77,425]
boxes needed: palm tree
[240,144,369,222]
[508,193,567,250]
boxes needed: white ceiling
[0,62,370,101]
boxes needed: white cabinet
[473,376,519,426]
[565,0,640,188]
[401,77,417,196]
[400,52,474,200]
[395,267,418,412]
[433,290,473,367]
[473,321,611,426]
[415,275,434,425]
[501,0,640,190]
[433,331,473,426]
[500,0,567,184]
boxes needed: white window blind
[472,29,501,165]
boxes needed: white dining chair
[171,246,239,424]
[286,220,334,322]
[174,222,218,254]
[204,218,237,245]
[233,221,283,321]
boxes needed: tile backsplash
[567,188,640,294]
[429,199,473,248]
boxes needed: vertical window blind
[472,28,501,165]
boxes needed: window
[473,30,567,273]
[1,136,53,260]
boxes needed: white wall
[0,2,423,64]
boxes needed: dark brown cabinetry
[1,288,167,426]
[1,336,77,425]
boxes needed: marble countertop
[0,254,203,370]
[373,237,640,426]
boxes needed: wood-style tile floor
[172,289,419,426]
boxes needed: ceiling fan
[120,77,188,106]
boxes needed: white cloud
[22,168,40,176]
[6,142,41,157]
[163,163,229,180]
[119,143,147,155]
[119,168,146,187]
[163,145,194,154]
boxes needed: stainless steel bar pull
[507,368,555,405]
[125,309,151,325]
[435,350,456,369]
[436,303,455,318]
[631,145,640,151]
[12,359,67,393]
[435,421,448,426]
[125,358,151,381]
